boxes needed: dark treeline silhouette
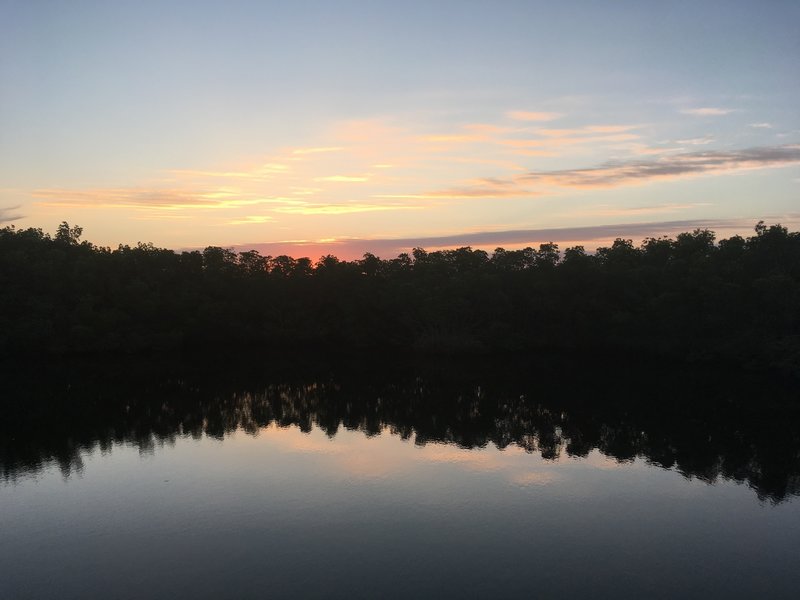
[2,355,798,502]
[1,221,799,371]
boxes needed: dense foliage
[1,221,798,371]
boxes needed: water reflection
[2,355,799,502]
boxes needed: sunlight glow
[2,2,797,254]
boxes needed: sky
[1,0,798,258]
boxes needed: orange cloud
[228,215,275,225]
[507,110,562,122]
[27,108,792,249]
[313,175,369,182]
[273,202,419,215]
[291,147,344,155]
[33,187,270,210]
[423,177,536,199]
[585,124,641,133]
[630,145,684,156]
[418,134,487,143]
[171,162,291,181]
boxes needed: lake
[2,355,799,599]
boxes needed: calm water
[1,356,799,599]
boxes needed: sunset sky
[2,0,798,258]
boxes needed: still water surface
[1,357,799,598]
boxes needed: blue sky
[2,0,798,257]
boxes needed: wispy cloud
[523,145,800,188]
[416,144,800,198]
[749,122,773,129]
[32,188,290,210]
[25,114,652,218]
[507,110,562,122]
[0,205,24,224]
[227,215,275,225]
[629,145,684,156]
[680,107,735,116]
[26,109,795,244]
[675,136,714,145]
[537,125,639,137]
[32,136,799,227]
[291,147,343,155]
[290,187,321,196]
[419,177,536,199]
[313,175,369,182]
[463,123,514,134]
[417,133,486,144]
[498,133,640,151]
[170,163,291,181]
[272,202,418,216]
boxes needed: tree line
[1,221,798,372]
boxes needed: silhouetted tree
[1,221,799,373]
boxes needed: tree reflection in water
[2,355,798,503]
